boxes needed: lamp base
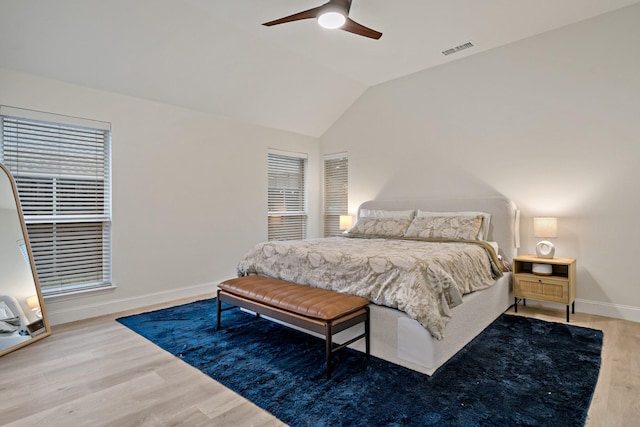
[535,240,555,259]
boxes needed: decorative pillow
[347,217,413,238]
[417,210,491,240]
[404,215,483,240]
[359,209,415,219]
[500,258,512,272]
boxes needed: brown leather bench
[216,275,370,379]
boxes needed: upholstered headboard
[0,294,29,332]
[357,197,520,262]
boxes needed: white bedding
[238,196,519,374]
[334,272,513,375]
[238,236,502,339]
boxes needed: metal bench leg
[325,321,333,379]
[216,290,222,331]
[365,306,370,357]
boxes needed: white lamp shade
[26,295,40,310]
[318,11,346,29]
[533,217,557,238]
[339,215,354,230]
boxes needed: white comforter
[237,237,502,339]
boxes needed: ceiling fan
[262,0,382,40]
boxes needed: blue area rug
[117,299,603,426]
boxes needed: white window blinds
[268,151,307,241]
[0,106,112,295]
[323,154,348,237]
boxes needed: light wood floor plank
[0,297,638,426]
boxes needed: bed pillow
[346,217,413,238]
[0,301,16,320]
[404,215,483,240]
[359,209,415,219]
[417,210,491,240]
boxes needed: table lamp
[533,217,557,275]
[26,295,42,319]
[339,215,354,231]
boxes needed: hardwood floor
[1,297,638,426]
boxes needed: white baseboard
[47,284,640,327]
[45,280,222,325]
[521,298,640,323]
[575,298,640,322]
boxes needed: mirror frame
[0,162,51,356]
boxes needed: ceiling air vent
[442,41,475,56]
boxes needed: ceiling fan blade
[262,6,323,27]
[341,18,382,39]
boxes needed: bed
[237,197,519,375]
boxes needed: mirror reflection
[0,162,50,355]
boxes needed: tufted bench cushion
[216,275,370,379]
[218,275,369,321]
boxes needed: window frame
[267,149,308,241]
[323,153,348,237]
[0,106,112,296]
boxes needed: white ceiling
[1,0,638,137]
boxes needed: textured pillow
[417,210,491,240]
[404,215,483,240]
[347,217,413,238]
[359,209,415,219]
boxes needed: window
[268,150,307,241]
[0,106,111,296]
[323,154,348,237]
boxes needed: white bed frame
[333,196,520,375]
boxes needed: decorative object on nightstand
[512,255,576,321]
[533,217,557,275]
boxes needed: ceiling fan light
[317,11,346,29]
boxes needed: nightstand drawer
[514,275,570,304]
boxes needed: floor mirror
[0,162,51,356]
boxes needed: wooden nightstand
[512,255,577,321]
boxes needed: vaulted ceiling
[1,0,638,137]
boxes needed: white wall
[0,68,320,324]
[321,5,640,320]
[2,4,639,325]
